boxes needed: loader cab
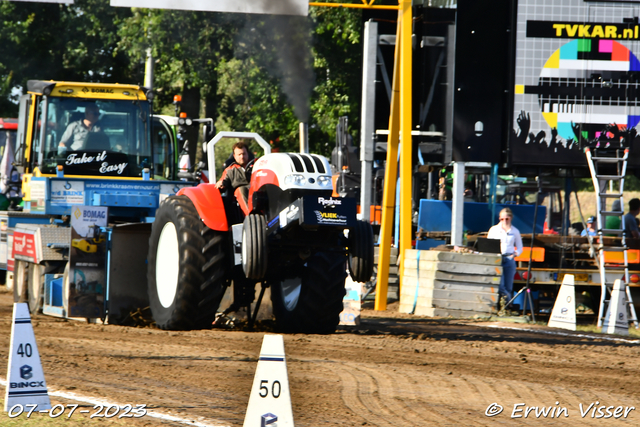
[16,81,172,180]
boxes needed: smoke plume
[236,1,314,122]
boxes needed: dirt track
[2,289,640,426]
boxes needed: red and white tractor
[146,132,374,333]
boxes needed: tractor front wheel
[348,220,374,283]
[242,214,267,280]
[271,252,347,334]
[148,195,228,330]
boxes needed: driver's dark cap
[587,216,596,224]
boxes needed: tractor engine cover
[249,153,335,219]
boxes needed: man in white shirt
[487,207,523,313]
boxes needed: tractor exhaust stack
[299,122,309,154]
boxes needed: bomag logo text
[82,87,114,94]
[321,212,338,219]
[83,210,106,219]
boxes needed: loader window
[152,117,174,180]
[27,100,44,169]
[39,97,153,178]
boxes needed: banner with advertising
[68,206,108,318]
[511,0,640,166]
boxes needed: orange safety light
[631,274,640,284]
[173,95,182,103]
[179,112,187,118]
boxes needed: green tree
[118,9,242,160]
[0,1,365,161]
[214,6,363,156]
[309,5,362,155]
[0,0,135,117]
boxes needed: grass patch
[573,323,640,338]
[531,321,640,338]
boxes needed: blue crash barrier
[418,200,546,235]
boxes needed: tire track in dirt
[327,363,401,427]
[329,366,384,426]
[327,360,468,426]
[389,365,460,425]
[356,364,451,426]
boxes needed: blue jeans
[500,255,516,302]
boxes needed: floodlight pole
[375,0,412,310]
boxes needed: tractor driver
[215,142,254,202]
[58,103,104,154]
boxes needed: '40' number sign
[17,343,33,357]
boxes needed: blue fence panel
[418,200,546,235]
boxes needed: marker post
[4,302,51,412]
[243,334,294,427]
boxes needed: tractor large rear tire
[271,252,347,334]
[348,220,374,283]
[148,195,228,330]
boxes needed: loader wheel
[348,220,375,283]
[27,263,44,315]
[148,195,228,330]
[62,262,70,316]
[271,252,347,334]
[13,260,28,303]
[242,214,267,280]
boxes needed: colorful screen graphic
[511,0,640,167]
[525,39,640,142]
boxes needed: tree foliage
[0,1,364,158]
[0,0,134,116]
[212,6,362,155]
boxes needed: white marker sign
[603,279,629,336]
[243,334,294,427]
[110,0,308,16]
[548,274,577,331]
[4,303,51,412]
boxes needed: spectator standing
[624,198,640,239]
[487,207,524,314]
